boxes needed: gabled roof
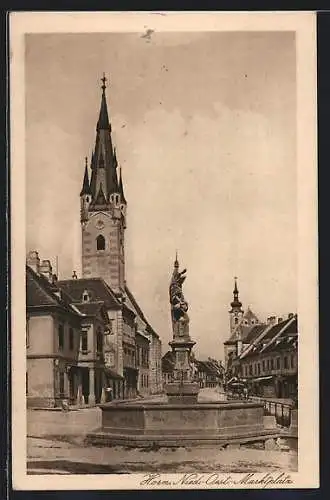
[242,323,267,344]
[124,284,159,339]
[162,351,175,372]
[195,360,220,376]
[241,315,298,359]
[57,278,121,310]
[74,301,110,324]
[26,266,82,318]
[260,316,298,354]
[224,324,255,345]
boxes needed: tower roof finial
[174,250,179,268]
[101,73,107,92]
[230,276,242,310]
[80,156,92,196]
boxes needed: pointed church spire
[88,75,120,201]
[118,167,126,204]
[80,157,91,196]
[97,73,111,131]
[231,276,242,309]
[94,183,107,205]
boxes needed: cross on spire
[101,73,107,92]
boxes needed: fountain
[87,256,280,448]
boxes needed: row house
[125,286,163,395]
[161,352,224,389]
[26,259,82,408]
[226,314,298,400]
[26,251,162,408]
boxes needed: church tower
[80,75,127,295]
[229,277,244,334]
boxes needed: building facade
[223,280,298,401]
[27,256,82,408]
[26,76,162,408]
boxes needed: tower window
[234,317,239,324]
[69,328,74,350]
[96,328,103,354]
[58,324,64,351]
[81,331,88,352]
[96,234,105,251]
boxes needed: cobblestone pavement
[27,436,298,475]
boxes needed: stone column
[101,371,106,403]
[76,369,83,406]
[89,367,96,406]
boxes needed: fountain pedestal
[165,338,199,404]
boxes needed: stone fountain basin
[86,400,280,448]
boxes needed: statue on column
[169,253,190,338]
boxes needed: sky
[25,31,297,360]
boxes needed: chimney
[267,316,276,325]
[39,259,53,282]
[288,313,294,319]
[27,251,40,274]
[72,271,78,279]
[278,317,283,324]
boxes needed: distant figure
[243,386,248,400]
[61,399,69,412]
[105,387,113,402]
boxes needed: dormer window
[96,234,105,251]
[82,290,90,302]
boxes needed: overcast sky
[25,31,297,359]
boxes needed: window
[59,372,65,397]
[258,363,261,375]
[262,360,266,372]
[58,324,64,350]
[69,328,74,350]
[96,328,103,354]
[26,373,28,395]
[82,290,90,302]
[146,375,149,387]
[284,356,289,369]
[81,330,88,352]
[234,317,239,324]
[290,354,295,369]
[249,364,253,376]
[271,358,274,370]
[276,358,281,369]
[26,318,30,347]
[96,234,105,250]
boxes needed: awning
[104,367,124,380]
[252,376,273,382]
[227,377,238,384]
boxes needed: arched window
[96,234,105,250]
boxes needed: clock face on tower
[95,219,105,230]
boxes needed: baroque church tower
[229,277,244,334]
[80,75,127,295]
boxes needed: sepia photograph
[10,11,318,490]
